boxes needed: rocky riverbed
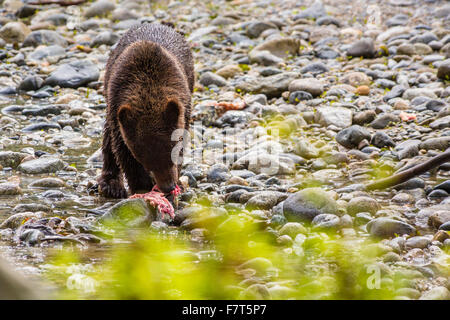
[0,0,449,300]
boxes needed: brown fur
[98,23,194,198]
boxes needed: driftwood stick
[365,149,450,191]
[27,0,87,6]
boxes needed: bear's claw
[98,177,128,199]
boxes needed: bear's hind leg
[98,127,128,198]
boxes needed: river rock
[84,0,116,18]
[293,0,326,20]
[279,222,307,238]
[367,218,416,238]
[251,38,300,59]
[22,30,67,47]
[246,21,277,38]
[283,187,339,222]
[0,21,30,43]
[17,76,44,92]
[28,45,65,62]
[18,157,65,174]
[0,151,29,168]
[315,106,352,128]
[341,72,371,87]
[236,72,298,98]
[100,198,156,226]
[335,125,371,149]
[29,177,65,188]
[0,212,42,229]
[199,72,227,87]
[370,113,400,129]
[437,59,450,80]
[246,191,287,210]
[312,213,341,230]
[0,182,21,195]
[91,31,119,47]
[347,196,380,215]
[419,287,450,300]
[288,78,324,97]
[346,38,376,58]
[43,60,99,88]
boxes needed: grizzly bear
[97,23,194,198]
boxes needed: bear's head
[117,98,184,194]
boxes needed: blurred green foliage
[45,201,401,300]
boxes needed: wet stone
[278,222,307,238]
[433,180,450,193]
[405,236,431,250]
[312,213,341,230]
[199,72,227,87]
[370,113,400,129]
[22,30,67,47]
[335,125,371,149]
[353,110,376,125]
[13,203,50,213]
[0,212,42,229]
[22,122,61,132]
[428,189,448,199]
[17,76,44,92]
[18,157,65,174]
[28,45,65,62]
[383,85,406,102]
[0,182,21,195]
[346,38,376,58]
[315,107,352,128]
[0,152,29,169]
[42,190,64,198]
[347,197,380,215]
[394,140,420,160]
[100,198,155,227]
[367,218,416,238]
[91,31,119,47]
[22,105,62,117]
[355,212,372,226]
[289,78,324,97]
[429,116,450,130]
[246,191,286,210]
[207,163,230,183]
[283,188,339,222]
[394,177,425,190]
[43,60,99,89]
[371,131,395,148]
[235,72,298,98]
[293,0,326,20]
[246,21,277,38]
[419,287,450,300]
[300,62,329,75]
[289,91,313,103]
[0,21,30,43]
[84,0,116,18]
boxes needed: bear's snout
[152,165,178,195]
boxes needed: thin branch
[27,0,87,6]
[365,149,450,191]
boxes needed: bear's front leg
[98,174,128,198]
[98,126,128,199]
[117,148,154,195]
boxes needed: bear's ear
[117,104,133,128]
[164,99,184,128]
